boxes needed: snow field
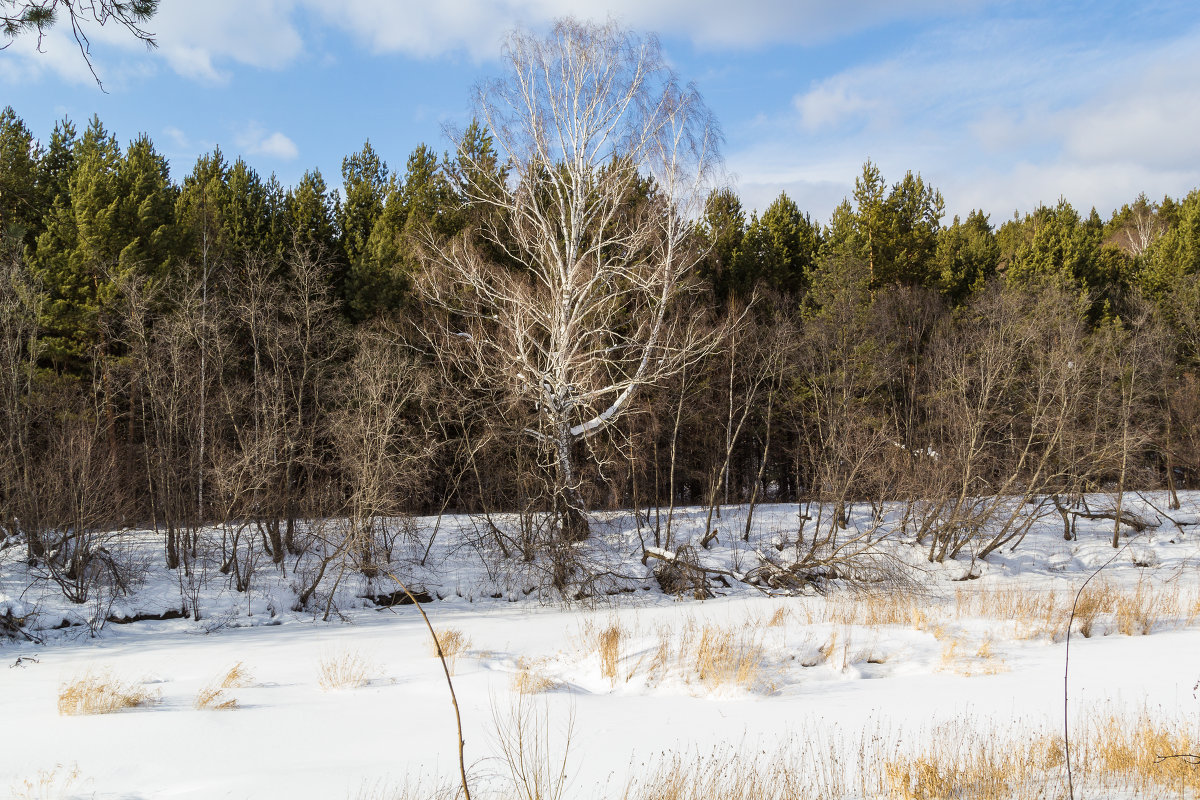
[2,496,1200,798]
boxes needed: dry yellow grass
[317,650,371,690]
[1072,581,1117,638]
[766,606,790,627]
[195,662,254,710]
[511,657,560,695]
[690,623,767,690]
[880,711,1200,800]
[512,666,559,695]
[10,763,89,800]
[614,708,1200,799]
[57,670,157,716]
[1114,578,1177,636]
[218,661,253,688]
[597,621,623,685]
[1187,589,1200,627]
[824,589,932,629]
[951,577,1187,643]
[954,585,1065,640]
[934,632,1008,677]
[194,683,238,711]
[936,638,961,672]
[574,616,772,693]
[884,751,1020,800]
[1079,711,1200,794]
[429,628,472,674]
[819,631,838,664]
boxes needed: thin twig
[384,570,471,800]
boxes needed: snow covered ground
[2,495,1199,798]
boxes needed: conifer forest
[3,93,1200,575]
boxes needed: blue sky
[2,0,1198,224]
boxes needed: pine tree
[30,115,125,368]
[884,171,943,286]
[449,120,507,208]
[934,209,999,303]
[36,118,76,211]
[449,119,511,271]
[1139,190,1200,309]
[836,161,944,290]
[1004,199,1100,289]
[345,144,454,320]
[0,107,42,246]
[338,140,389,272]
[224,158,283,263]
[852,160,887,287]
[695,187,744,301]
[732,192,817,298]
[175,148,232,274]
[285,169,338,257]
[116,133,178,277]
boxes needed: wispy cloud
[235,123,300,160]
[0,1,990,83]
[0,0,305,85]
[299,0,988,60]
[728,14,1200,221]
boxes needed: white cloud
[794,74,879,132]
[235,123,300,160]
[148,0,305,82]
[162,125,191,150]
[0,25,123,86]
[3,0,990,86]
[300,0,987,60]
[727,18,1200,222]
[0,0,305,85]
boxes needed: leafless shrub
[491,692,575,800]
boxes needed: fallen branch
[1069,506,1159,533]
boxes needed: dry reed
[57,670,157,716]
[318,650,371,690]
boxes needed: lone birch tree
[421,19,719,540]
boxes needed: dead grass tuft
[1114,579,1176,636]
[884,751,1019,800]
[429,628,472,674]
[937,634,1007,677]
[57,670,157,716]
[766,606,790,627]
[615,709,1200,799]
[690,623,767,690]
[10,763,90,800]
[194,661,253,710]
[1081,711,1200,793]
[218,661,253,688]
[955,585,1065,640]
[512,661,559,695]
[597,622,624,685]
[825,588,932,629]
[1072,581,1117,638]
[318,650,371,690]
[194,683,238,711]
